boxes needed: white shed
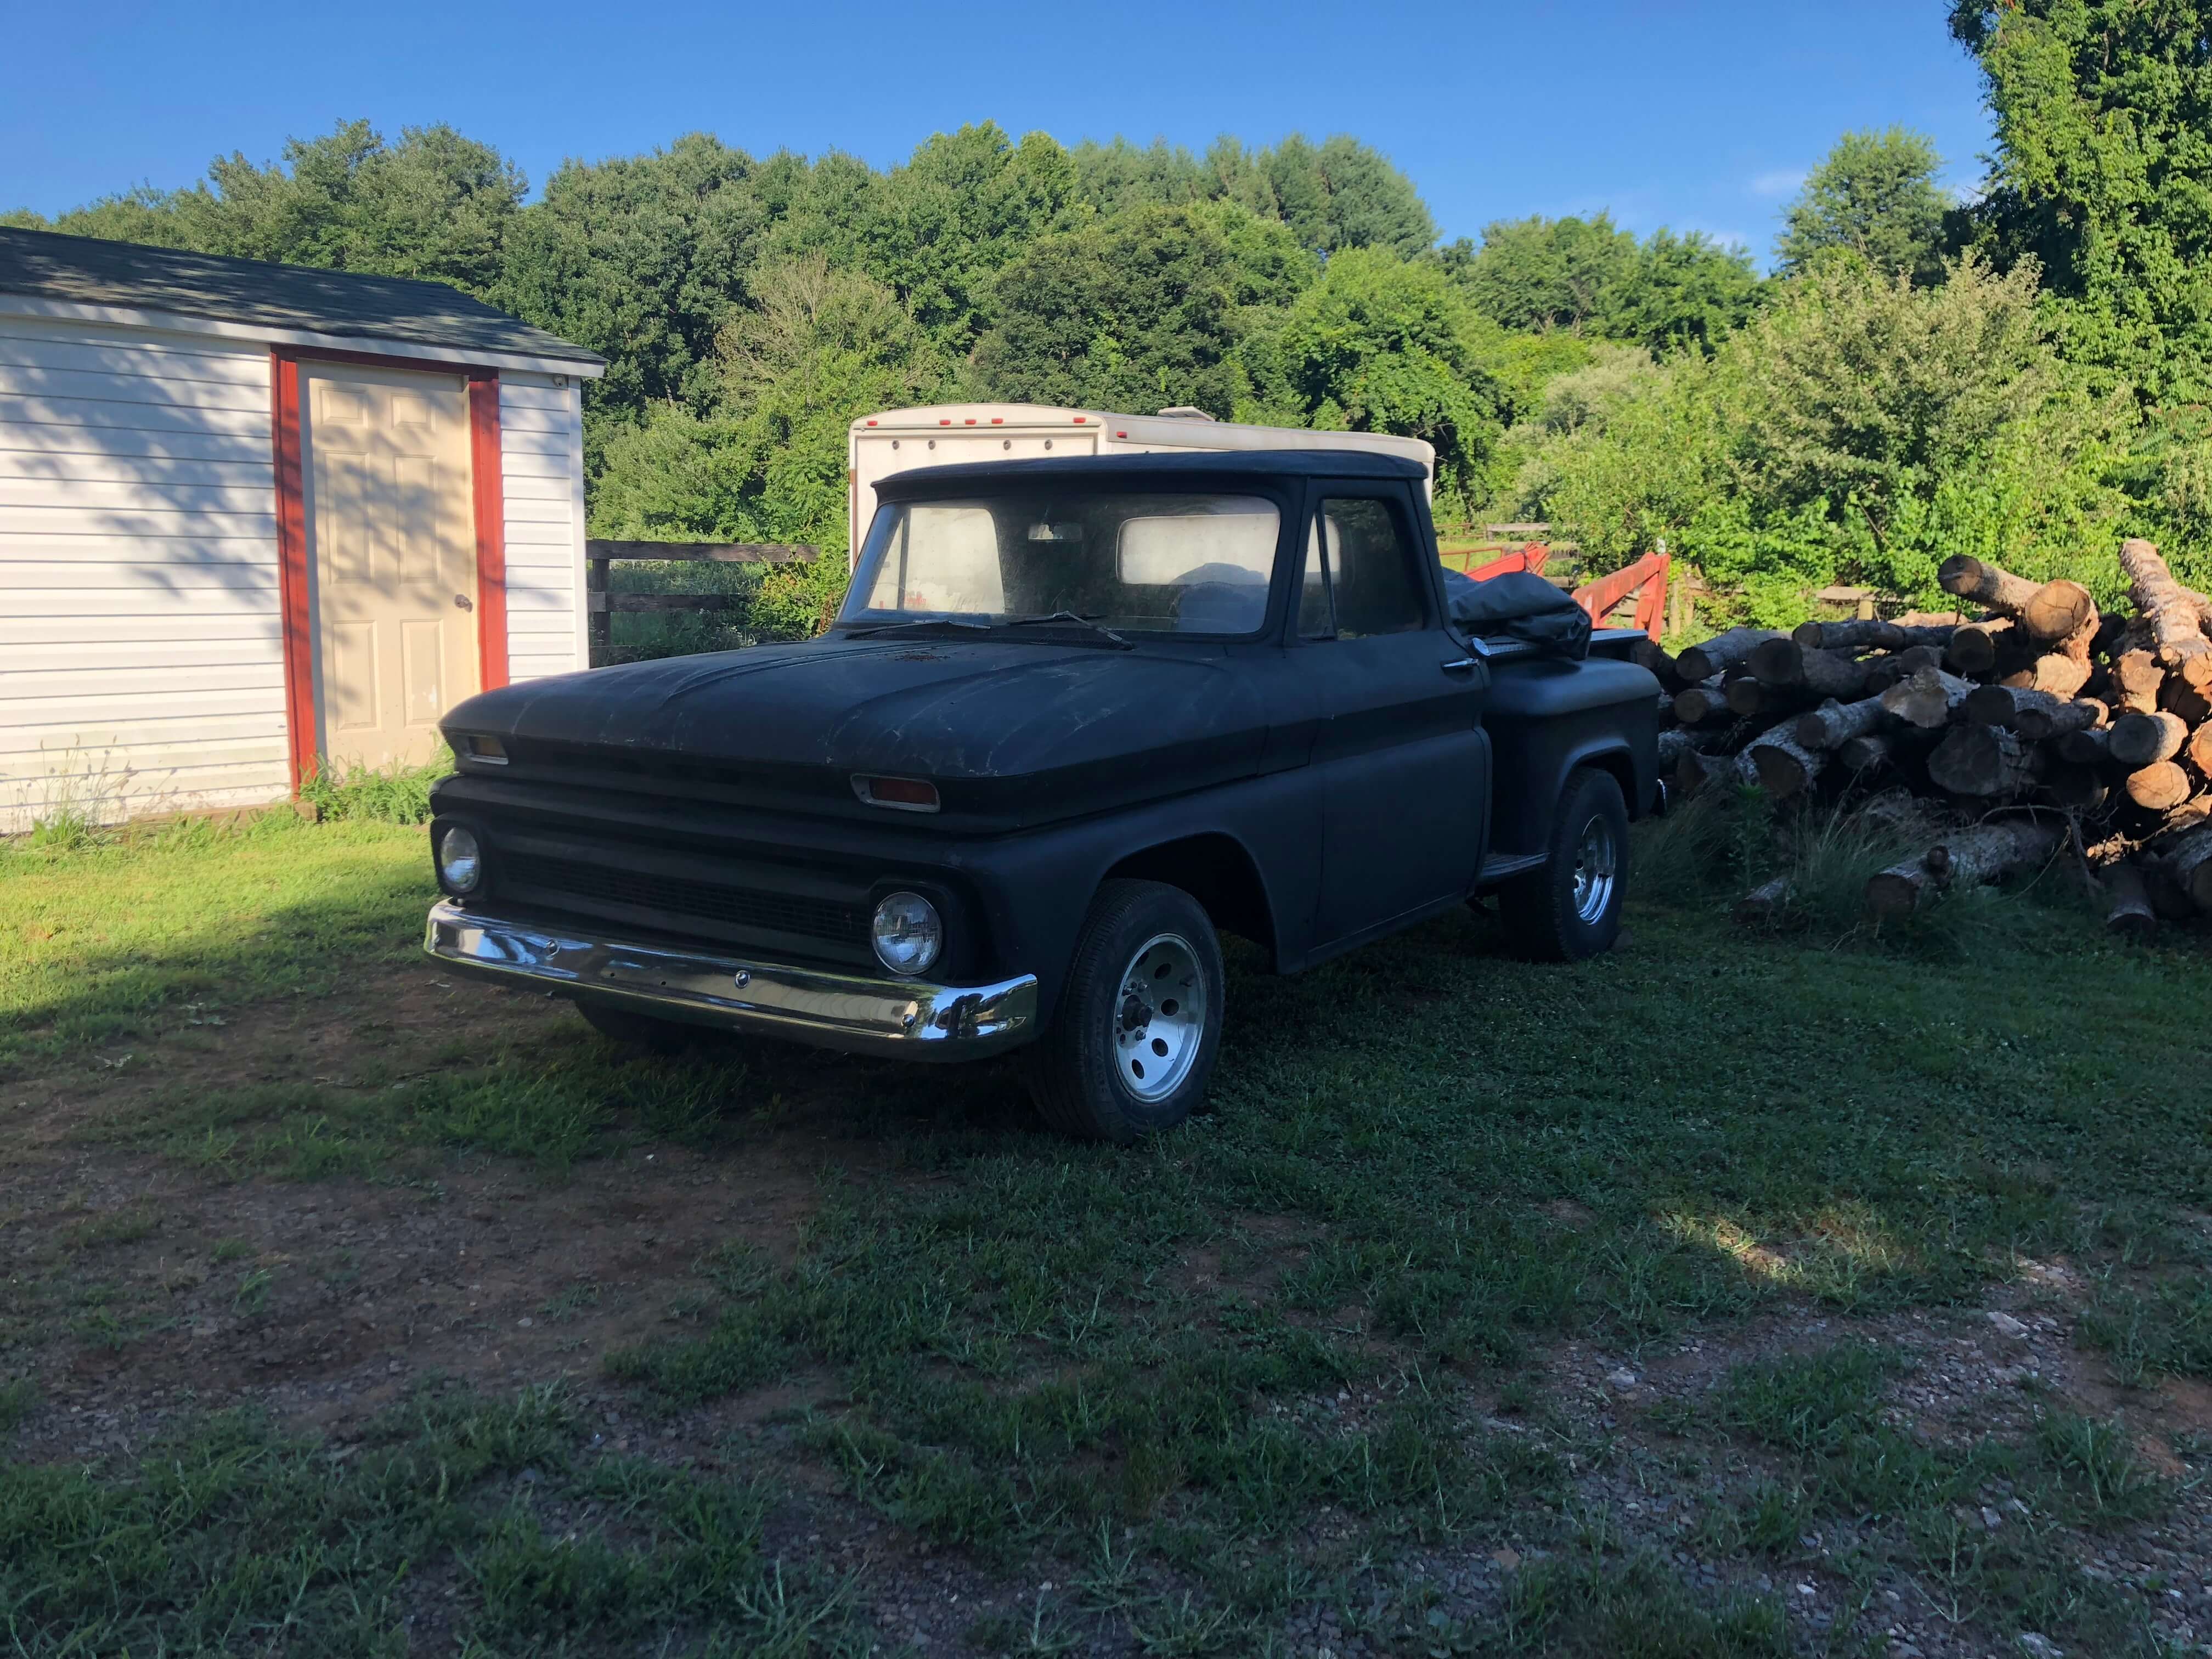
[0,226,604,832]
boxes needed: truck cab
[424,451,1660,1141]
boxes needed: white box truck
[846,404,1434,567]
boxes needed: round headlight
[437,824,484,894]
[870,890,942,977]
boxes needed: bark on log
[1881,667,1975,729]
[2119,537,2212,668]
[1746,729,1826,800]
[1747,639,1874,699]
[1837,732,1895,773]
[1735,876,1794,925]
[1795,695,1889,750]
[1965,685,2063,730]
[1895,644,1946,674]
[1939,554,2042,618]
[2112,648,2165,716]
[1864,817,2063,917]
[1631,638,1684,691]
[1675,627,1785,682]
[2124,761,2193,812]
[2103,860,2157,940]
[1656,729,1697,771]
[2013,697,2106,741]
[2108,709,2188,768]
[2164,822,2212,911]
[1928,724,2040,798]
[1945,619,2015,676]
[2057,725,2112,765]
[2021,578,2097,642]
[1789,618,1955,653]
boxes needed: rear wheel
[1499,767,1628,961]
[573,998,704,1054]
[1024,879,1224,1144]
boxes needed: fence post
[586,554,608,668]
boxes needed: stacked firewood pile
[1645,537,2212,933]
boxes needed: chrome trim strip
[423,900,1037,1059]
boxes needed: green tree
[1950,0,2212,403]
[1446,215,1760,353]
[1776,127,1950,283]
[974,205,1244,414]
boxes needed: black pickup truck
[424,452,1660,1141]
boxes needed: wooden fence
[585,540,816,666]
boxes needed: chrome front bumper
[423,900,1039,1059]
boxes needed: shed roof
[0,225,603,369]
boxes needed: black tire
[1498,766,1629,962]
[1023,879,1225,1144]
[573,998,704,1054]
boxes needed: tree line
[10,0,2212,633]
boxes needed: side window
[1300,498,1427,640]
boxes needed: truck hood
[443,636,1278,820]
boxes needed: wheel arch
[1099,831,1279,966]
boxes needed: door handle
[454,593,474,612]
[1441,657,1477,673]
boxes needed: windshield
[841,492,1282,636]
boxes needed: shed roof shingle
[0,225,602,368]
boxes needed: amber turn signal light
[851,775,940,813]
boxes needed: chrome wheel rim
[1572,816,1618,924]
[1113,932,1206,1103]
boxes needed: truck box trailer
[846,404,1434,567]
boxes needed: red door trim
[268,347,510,788]
[268,350,317,792]
[467,374,508,691]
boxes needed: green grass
[3,808,2208,1652]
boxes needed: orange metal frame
[1448,542,1672,642]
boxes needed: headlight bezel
[433,819,487,898]
[869,889,944,977]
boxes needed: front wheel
[1499,766,1629,961]
[1024,879,1224,1144]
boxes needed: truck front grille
[498,851,865,946]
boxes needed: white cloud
[1749,167,1808,199]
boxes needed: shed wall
[0,321,590,833]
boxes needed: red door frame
[268,346,507,791]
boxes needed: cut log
[2118,537,2212,668]
[2056,725,2112,765]
[1928,724,2040,798]
[1673,746,1725,798]
[2013,698,2105,741]
[2103,860,2157,940]
[1673,678,1730,725]
[1656,729,1697,771]
[1631,638,1685,691]
[1746,640,1874,699]
[1881,666,1974,730]
[1795,695,1889,751]
[1837,732,1895,773]
[2042,766,2109,810]
[2108,709,2188,768]
[2029,650,2095,698]
[2124,761,2193,812]
[1789,618,1955,653]
[1675,627,1784,682]
[1945,619,2014,676]
[1895,644,1945,674]
[2028,591,2100,698]
[1939,554,2042,618]
[2164,822,2212,911]
[1964,685,2062,730]
[1735,876,1794,925]
[2112,648,2165,716]
[2189,721,2212,778]
[2022,578,2097,642]
[1864,816,2063,917]
[2160,676,2212,726]
[1726,673,1778,718]
[1745,729,1826,800]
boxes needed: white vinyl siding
[500,374,585,683]
[0,315,284,832]
[0,321,594,835]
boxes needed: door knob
[454,594,474,612]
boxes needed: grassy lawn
[2,808,2209,1656]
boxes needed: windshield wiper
[1004,611,1133,648]
[843,618,994,639]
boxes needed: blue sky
[4,1,1990,268]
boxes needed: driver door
[1297,489,1488,945]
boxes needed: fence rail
[585,540,819,665]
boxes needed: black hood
[443,635,1275,823]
